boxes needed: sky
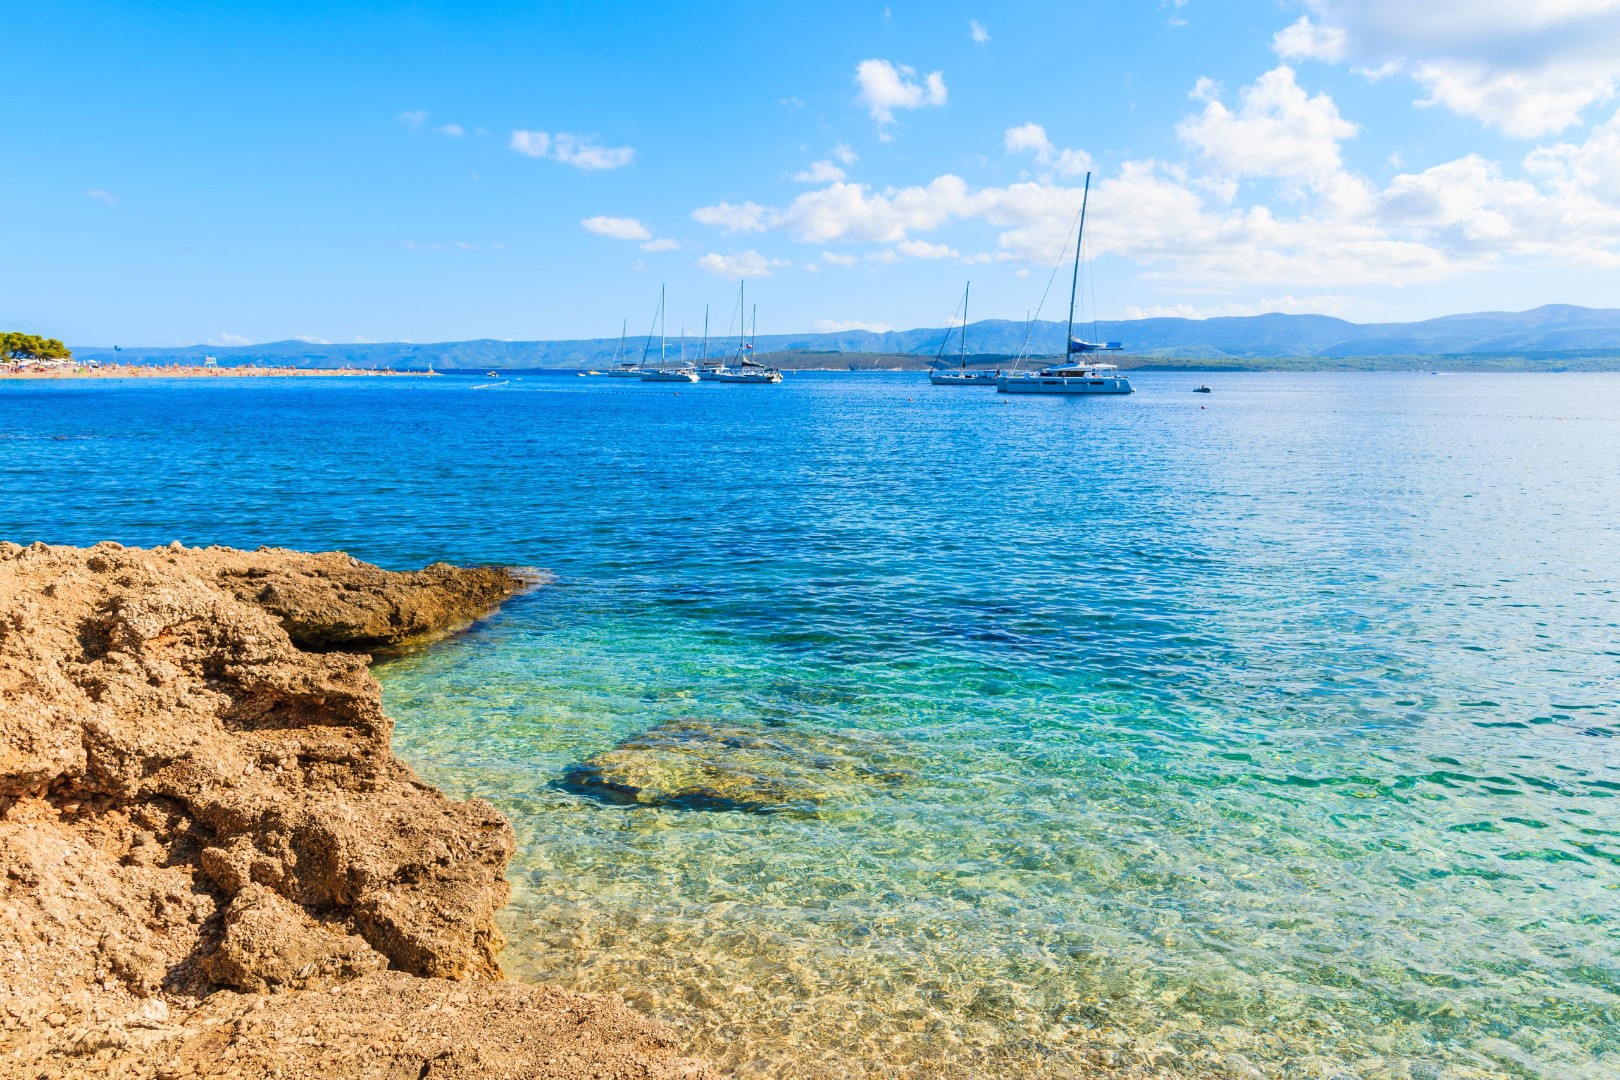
[8,0,1620,346]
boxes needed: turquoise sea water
[3,371,1617,1078]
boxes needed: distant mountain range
[72,304,1620,369]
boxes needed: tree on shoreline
[1,332,73,363]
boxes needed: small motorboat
[1194,384,1212,393]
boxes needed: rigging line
[1013,192,1087,370]
[932,288,967,367]
[639,291,662,365]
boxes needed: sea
[3,370,1617,1078]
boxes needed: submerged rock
[561,718,912,814]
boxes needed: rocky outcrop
[0,541,713,1079]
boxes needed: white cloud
[692,201,769,233]
[832,143,859,165]
[820,251,858,266]
[696,250,789,278]
[398,110,428,131]
[1004,122,1053,158]
[855,59,947,137]
[1177,66,1358,179]
[551,133,635,170]
[812,319,894,333]
[1189,76,1223,103]
[581,216,652,241]
[896,239,960,259]
[794,160,847,183]
[210,333,251,346]
[970,19,990,44]
[510,130,635,169]
[84,189,118,206]
[435,123,464,137]
[640,237,679,252]
[1272,16,1348,63]
[510,129,550,157]
[1003,122,1093,176]
[1277,1,1620,136]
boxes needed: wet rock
[208,547,522,652]
[561,718,911,814]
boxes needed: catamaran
[997,171,1133,396]
[712,285,782,384]
[639,286,700,382]
[929,281,998,386]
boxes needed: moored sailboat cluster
[600,282,782,385]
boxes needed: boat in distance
[710,282,783,383]
[930,370,1000,385]
[996,362,1132,394]
[714,367,782,383]
[929,281,1001,386]
[996,171,1134,396]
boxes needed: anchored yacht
[997,172,1133,396]
[639,285,700,382]
[711,284,782,383]
[929,281,1000,386]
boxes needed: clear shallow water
[4,371,1618,1078]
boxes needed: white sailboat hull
[996,374,1132,394]
[640,371,700,383]
[930,372,999,386]
[608,369,644,377]
[713,370,782,383]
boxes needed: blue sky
[8,0,1620,346]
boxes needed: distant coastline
[0,363,439,380]
[61,303,1620,371]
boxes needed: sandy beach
[0,363,437,380]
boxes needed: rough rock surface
[562,718,913,814]
[0,541,714,1080]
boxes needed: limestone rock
[0,541,717,1079]
[562,718,912,814]
[200,884,387,991]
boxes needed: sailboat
[929,282,998,386]
[693,306,729,380]
[606,321,643,376]
[713,285,782,383]
[639,285,699,382]
[997,172,1133,396]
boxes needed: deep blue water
[4,371,1618,1078]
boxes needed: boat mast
[1066,171,1091,358]
[702,305,709,361]
[961,281,970,371]
[736,282,746,361]
[617,319,627,366]
[659,284,667,367]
